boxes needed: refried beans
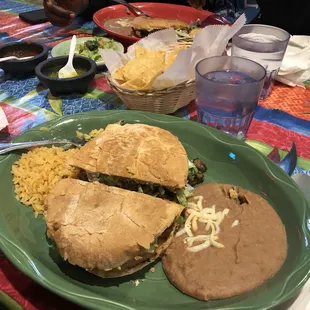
[162,183,287,301]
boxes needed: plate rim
[1,110,310,310]
[0,289,23,310]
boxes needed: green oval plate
[51,37,124,66]
[0,111,310,310]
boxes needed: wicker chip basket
[107,75,196,114]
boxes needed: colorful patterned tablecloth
[0,0,310,309]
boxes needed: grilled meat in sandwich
[131,17,189,38]
[68,123,193,206]
[44,179,183,278]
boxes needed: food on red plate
[104,17,135,37]
[131,17,189,38]
[103,16,202,40]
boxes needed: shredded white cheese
[188,202,198,208]
[231,219,239,227]
[176,227,186,237]
[188,239,211,252]
[131,279,140,287]
[184,213,195,237]
[194,196,203,211]
[192,216,198,232]
[176,196,229,252]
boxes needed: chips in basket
[113,44,190,91]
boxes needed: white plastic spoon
[58,35,77,79]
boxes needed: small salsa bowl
[0,42,48,78]
[35,56,97,97]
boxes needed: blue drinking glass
[195,56,266,140]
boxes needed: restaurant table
[0,0,310,309]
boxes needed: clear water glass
[232,24,290,99]
[195,56,266,140]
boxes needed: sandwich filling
[79,158,206,207]
[98,222,178,277]
[131,17,190,38]
[130,17,202,39]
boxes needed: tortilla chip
[121,78,146,90]
[122,57,148,81]
[118,50,165,86]
[122,67,164,90]
[135,45,148,58]
[113,68,126,83]
[112,47,169,90]
[135,46,167,59]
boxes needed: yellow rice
[11,147,80,216]
[76,128,105,141]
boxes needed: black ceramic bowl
[0,42,48,78]
[35,56,97,97]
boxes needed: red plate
[93,3,229,47]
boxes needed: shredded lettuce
[176,190,188,207]
[75,37,119,62]
[175,215,186,224]
[158,186,165,196]
[145,242,158,253]
[96,173,184,204]
[88,167,200,207]
[188,160,198,177]
[99,174,120,187]
[184,187,193,198]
